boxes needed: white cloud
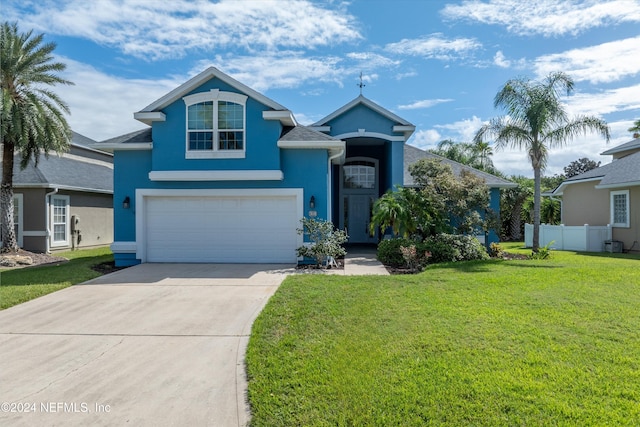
[58,57,182,140]
[434,115,485,142]
[493,51,510,68]
[398,99,454,110]
[11,0,361,60]
[385,33,481,60]
[346,52,400,69]
[409,130,442,150]
[565,84,640,117]
[534,36,640,84]
[441,0,640,37]
[194,53,347,92]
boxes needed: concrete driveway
[0,263,291,426]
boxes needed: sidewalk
[328,245,389,276]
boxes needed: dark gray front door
[347,195,376,243]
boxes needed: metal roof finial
[358,72,366,95]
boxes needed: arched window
[183,90,247,158]
[343,160,376,189]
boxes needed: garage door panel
[144,195,299,263]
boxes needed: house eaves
[96,128,153,152]
[135,67,293,125]
[601,137,640,155]
[277,126,346,163]
[311,95,415,139]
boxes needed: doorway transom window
[343,160,376,189]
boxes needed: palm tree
[628,119,640,139]
[470,140,494,171]
[1,22,73,251]
[475,71,609,251]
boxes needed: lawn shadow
[426,258,561,273]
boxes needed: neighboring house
[551,136,640,251]
[98,67,512,267]
[1,132,114,253]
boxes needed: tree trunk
[532,166,541,252]
[1,142,18,252]
[509,202,523,240]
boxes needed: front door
[346,195,376,243]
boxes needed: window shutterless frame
[183,89,248,159]
[610,190,630,228]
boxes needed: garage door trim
[135,188,304,263]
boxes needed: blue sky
[6,0,640,177]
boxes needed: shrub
[424,234,489,263]
[489,242,504,258]
[296,218,348,267]
[529,241,553,260]
[377,238,414,268]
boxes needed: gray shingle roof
[560,150,640,190]
[601,137,640,156]
[404,144,516,188]
[279,126,341,142]
[100,127,152,145]
[4,132,113,193]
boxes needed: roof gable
[601,136,640,156]
[553,150,640,194]
[313,95,413,128]
[138,67,289,115]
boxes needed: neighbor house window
[183,90,247,159]
[611,190,629,227]
[51,195,70,247]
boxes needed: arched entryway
[340,157,378,243]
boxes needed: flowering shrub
[296,218,348,267]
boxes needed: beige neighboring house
[551,137,640,252]
[0,132,113,253]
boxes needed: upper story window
[611,190,630,228]
[183,89,247,159]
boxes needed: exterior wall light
[123,196,131,209]
[309,195,316,209]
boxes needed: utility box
[604,240,623,253]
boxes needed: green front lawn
[247,244,640,426]
[0,247,113,310]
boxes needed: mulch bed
[0,249,67,268]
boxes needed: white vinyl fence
[525,224,612,252]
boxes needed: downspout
[45,188,58,253]
[327,148,345,221]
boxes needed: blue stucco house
[98,67,513,266]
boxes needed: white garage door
[144,195,299,263]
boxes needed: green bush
[296,218,348,266]
[424,234,489,263]
[377,238,414,267]
[529,241,553,260]
[378,234,489,268]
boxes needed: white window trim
[183,89,247,159]
[610,190,630,228]
[50,195,70,248]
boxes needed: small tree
[296,218,348,267]
[563,157,600,178]
[409,158,492,236]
